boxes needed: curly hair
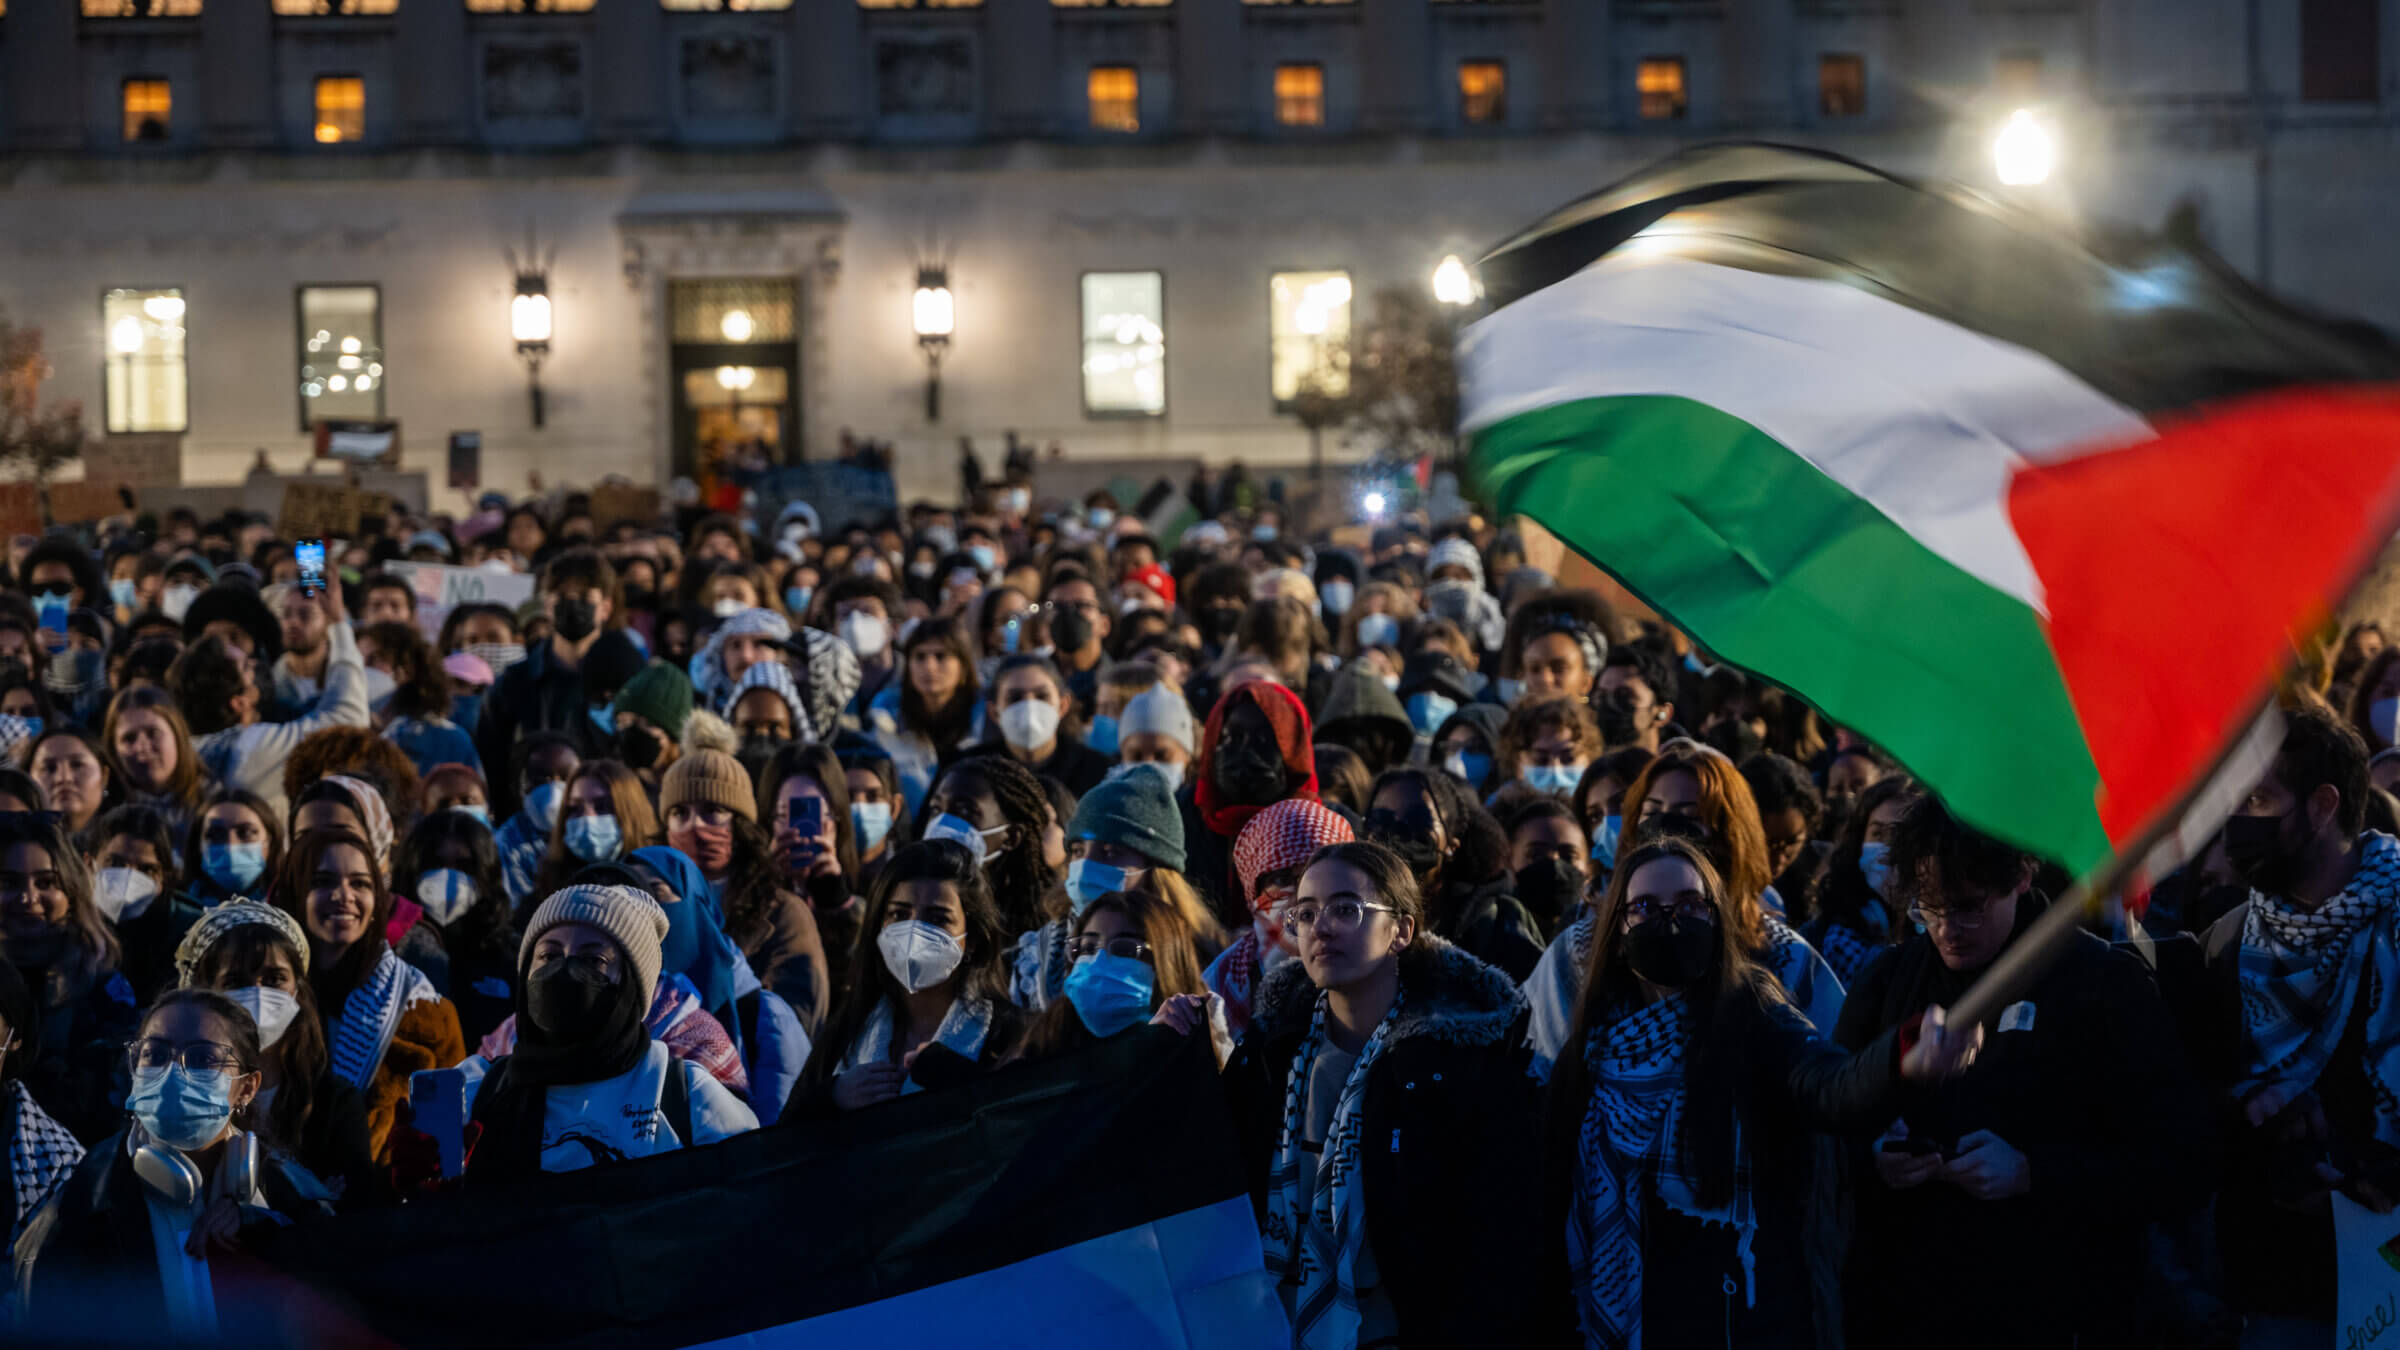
[360,620,450,722]
[166,635,250,737]
[1499,695,1606,782]
[282,728,420,838]
[926,755,1056,935]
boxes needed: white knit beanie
[520,884,671,1011]
[1120,685,1197,756]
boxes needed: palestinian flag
[247,1032,1285,1349]
[1463,144,2400,875]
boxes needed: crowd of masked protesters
[0,457,2390,1350]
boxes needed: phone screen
[295,539,327,598]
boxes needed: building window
[272,1,399,13]
[83,1,203,15]
[1275,63,1325,127]
[661,1,795,9]
[466,1,599,12]
[314,77,366,143]
[2303,0,2380,101]
[1459,60,1506,125]
[297,286,384,430]
[1089,66,1140,132]
[121,80,172,143]
[103,289,188,436]
[1994,51,2045,96]
[1055,0,1172,7]
[1269,270,1350,409]
[1637,58,1687,121]
[1819,53,1865,117]
[1081,273,1166,417]
[855,0,984,8]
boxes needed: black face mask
[552,594,600,643]
[1202,605,1244,642]
[621,585,656,613]
[1596,687,1645,746]
[2224,809,2306,895]
[1369,826,1443,879]
[1051,607,1095,653]
[1623,914,1717,989]
[525,957,615,1039]
[618,726,661,770]
[1514,856,1583,927]
[1212,735,1289,806]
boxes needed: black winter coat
[1224,937,1554,1349]
[474,640,606,816]
[1835,902,2215,1349]
[1432,872,1547,983]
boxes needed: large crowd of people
[0,460,2389,1349]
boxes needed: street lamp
[1993,108,2057,187]
[1432,254,1477,307]
[913,266,955,422]
[508,228,555,430]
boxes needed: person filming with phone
[1834,795,2213,1350]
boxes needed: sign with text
[315,418,401,468]
[448,432,481,491]
[590,482,663,530]
[47,481,130,525]
[278,480,368,539]
[2336,1193,2400,1350]
[384,561,537,640]
[85,433,182,486]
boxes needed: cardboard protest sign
[84,433,181,486]
[591,482,663,530]
[278,480,367,539]
[383,561,537,640]
[2336,1193,2400,1350]
[47,480,130,525]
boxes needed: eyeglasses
[1622,895,1715,926]
[1069,934,1154,962]
[1907,900,1994,931]
[129,1039,246,1075]
[1281,898,1398,937]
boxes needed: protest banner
[591,481,663,530]
[255,1031,1284,1349]
[83,433,181,486]
[384,560,537,640]
[750,463,899,536]
[46,480,130,525]
[278,480,367,538]
[2336,1193,2400,1350]
[314,418,401,468]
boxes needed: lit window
[83,1,203,14]
[102,289,189,436]
[1275,64,1325,128]
[466,0,598,12]
[1269,270,1350,409]
[1995,51,2045,96]
[121,80,172,144]
[1089,66,1139,133]
[315,76,366,144]
[1819,53,1865,117]
[1459,61,1506,125]
[1637,58,1687,121]
[297,286,384,429]
[1082,273,1167,417]
[271,1,399,13]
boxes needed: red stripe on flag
[2007,386,2400,851]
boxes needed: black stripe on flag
[258,1029,1258,1349]
[1473,142,2400,416]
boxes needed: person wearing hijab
[626,842,810,1123]
[1203,798,1353,1040]
[689,609,791,716]
[459,885,757,1182]
[1180,681,1319,929]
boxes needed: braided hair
[933,754,1057,934]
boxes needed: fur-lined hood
[1250,934,1526,1051]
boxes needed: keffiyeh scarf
[1815,899,1890,990]
[1569,994,1756,1350]
[1010,919,1073,1012]
[1263,991,1403,1350]
[2238,831,2400,1143]
[329,947,438,1090]
[8,1079,83,1251]
[322,774,395,874]
[840,993,994,1095]
[693,610,792,713]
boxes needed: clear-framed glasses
[1069,934,1154,963]
[1281,898,1398,937]
[1907,900,1994,932]
[128,1038,246,1075]
[1622,895,1715,926]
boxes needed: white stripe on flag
[1459,254,2153,612]
[682,1197,1289,1350]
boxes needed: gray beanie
[520,884,671,1012]
[1067,763,1188,872]
[1118,685,1196,756]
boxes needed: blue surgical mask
[1355,613,1400,650]
[588,703,615,737]
[784,585,813,616]
[1087,714,1120,758]
[1405,691,1457,737]
[1065,857,1136,915]
[565,813,624,863]
[1591,813,1623,870]
[1858,841,1893,898]
[851,800,894,852]
[924,812,1006,867]
[968,544,998,573]
[1522,761,1585,797]
[1319,579,1354,617]
[1251,524,1278,543]
[109,578,139,612]
[129,1064,238,1152]
[1063,952,1156,1038]
[1444,749,1493,787]
[13,716,41,740]
[525,780,565,834]
[202,841,268,893]
[1496,677,1525,707]
[1088,507,1115,530]
[448,803,492,826]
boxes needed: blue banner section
[746,463,898,535]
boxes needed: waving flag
[1463,144,2400,875]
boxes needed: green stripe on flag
[1473,394,2113,873]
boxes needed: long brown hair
[103,684,201,810]
[900,617,981,746]
[536,759,659,894]
[0,812,118,1003]
[756,742,858,880]
[274,826,393,1009]
[1617,743,1772,953]
[190,922,328,1154]
[183,787,286,897]
[1018,888,1208,1059]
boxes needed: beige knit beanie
[661,748,757,823]
[520,884,671,1010]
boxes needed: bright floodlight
[913,283,955,341]
[1993,109,2055,187]
[1432,255,1475,307]
[720,309,756,342]
[511,291,553,346]
[109,317,146,355]
[1362,491,1388,518]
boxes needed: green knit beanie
[614,661,694,740]
[1067,763,1187,873]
